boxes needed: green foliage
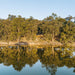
[60,21,75,43]
[0,13,75,43]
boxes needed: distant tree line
[0,13,75,43]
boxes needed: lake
[0,46,75,75]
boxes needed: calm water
[0,46,75,75]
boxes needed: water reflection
[0,46,75,74]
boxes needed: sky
[0,0,75,20]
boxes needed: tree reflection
[0,46,75,74]
[0,46,39,71]
[37,46,75,74]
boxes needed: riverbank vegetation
[0,13,75,45]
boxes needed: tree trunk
[52,46,55,56]
[18,36,20,43]
[18,45,20,53]
[18,28,20,43]
[52,31,54,42]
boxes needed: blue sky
[0,0,75,20]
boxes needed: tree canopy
[0,13,75,43]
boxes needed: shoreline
[0,41,75,47]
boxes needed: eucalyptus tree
[11,15,25,42]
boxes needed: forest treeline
[0,13,75,43]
